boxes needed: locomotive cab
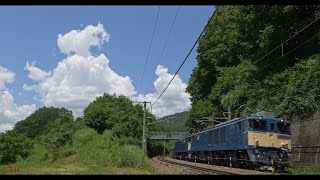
[246,112,291,171]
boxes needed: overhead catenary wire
[260,31,320,71]
[151,6,221,108]
[230,17,320,110]
[253,15,320,65]
[231,31,320,110]
[148,6,180,93]
[138,6,160,94]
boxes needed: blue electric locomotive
[171,112,291,171]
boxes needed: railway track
[156,156,238,175]
[156,156,290,175]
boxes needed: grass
[0,128,154,175]
[286,166,320,175]
[5,157,152,174]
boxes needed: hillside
[157,111,188,132]
[0,94,162,174]
[9,128,153,174]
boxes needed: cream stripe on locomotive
[247,131,291,149]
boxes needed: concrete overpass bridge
[148,132,188,140]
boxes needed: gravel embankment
[150,157,214,174]
[150,156,283,175]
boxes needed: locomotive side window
[220,127,226,142]
[208,130,213,144]
[214,129,219,144]
[230,124,234,133]
[241,122,245,132]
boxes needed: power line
[253,15,320,65]
[151,6,220,108]
[260,31,320,71]
[231,31,320,110]
[148,6,180,93]
[138,6,160,94]
[230,18,320,110]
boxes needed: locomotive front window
[278,122,291,134]
[249,119,267,130]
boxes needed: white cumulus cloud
[0,91,36,127]
[0,65,36,133]
[134,65,191,118]
[24,22,191,118]
[24,54,135,116]
[0,65,15,90]
[57,22,110,57]
[24,61,51,81]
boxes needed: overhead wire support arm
[253,15,320,65]
[260,31,320,71]
[151,5,221,108]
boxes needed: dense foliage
[84,93,159,135]
[83,93,163,157]
[185,5,320,130]
[0,131,32,164]
[12,128,152,174]
[256,54,320,119]
[14,107,73,138]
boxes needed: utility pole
[139,101,151,155]
[143,101,147,154]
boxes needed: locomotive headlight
[255,140,259,146]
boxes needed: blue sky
[0,5,214,131]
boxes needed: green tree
[14,106,73,138]
[257,54,320,119]
[0,131,32,164]
[185,99,216,132]
[209,60,259,116]
[84,93,157,137]
[187,5,319,105]
[186,5,319,131]
[39,115,84,150]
